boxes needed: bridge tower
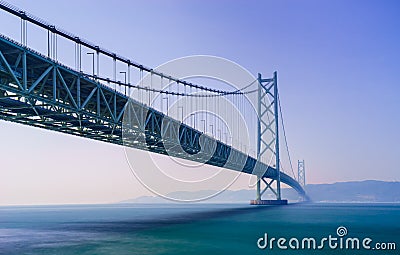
[298,160,306,187]
[250,72,288,205]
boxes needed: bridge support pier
[250,176,288,205]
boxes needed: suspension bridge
[0,1,308,204]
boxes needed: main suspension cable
[278,92,296,179]
[84,73,258,97]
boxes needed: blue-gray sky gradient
[0,0,399,205]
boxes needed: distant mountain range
[120,180,400,203]
[304,180,400,202]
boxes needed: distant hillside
[306,180,400,202]
[120,180,400,203]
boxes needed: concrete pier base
[250,199,288,205]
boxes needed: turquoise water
[0,203,399,255]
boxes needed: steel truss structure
[0,35,125,144]
[0,35,307,199]
[298,160,306,187]
[0,0,308,201]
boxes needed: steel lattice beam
[0,34,307,200]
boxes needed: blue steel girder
[0,35,125,143]
[0,34,307,199]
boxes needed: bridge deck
[0,34,306,197]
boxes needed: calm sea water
[0,203,399,255]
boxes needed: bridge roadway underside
[0,35,306,198]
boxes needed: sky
[0,0,399,205]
